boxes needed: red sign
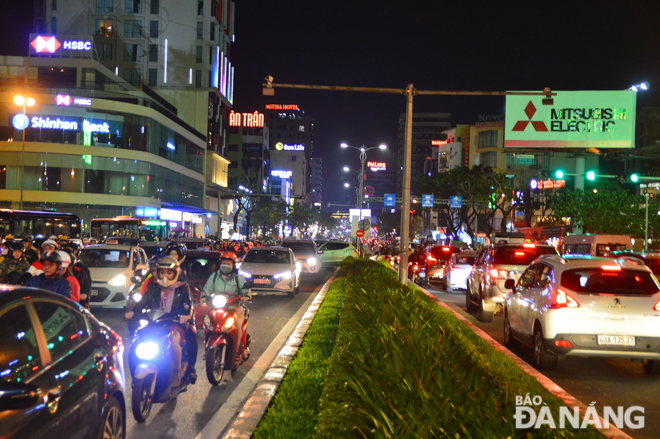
[31,36,62,53]
[431,140,448,146]
[367,161,386,171]
[356,230,365,238]
[265,104,299,110]
[229,111,264,127]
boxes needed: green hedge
[314,260,603,439]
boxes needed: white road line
[195,288,322,439]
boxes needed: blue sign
[135,206,159,218]
[12,114,29,130]
[450,196,462,209]
[384,193,396,207]
[422,194,434,207]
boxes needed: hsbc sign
[30,35,93,54]
[505,91,636,149]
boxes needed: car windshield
[244,250,291,264]
[80,249,130,268]
[429,246,460,261]
[141,245,166,259]
[282,242,316,254]
[455,256,476,265]
[180,257,219,279]
[561,268,660,295]
[493,246,558,265]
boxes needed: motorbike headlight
[135,342,158,360]
[274,270,292,280]
[132,293,142,303]
[238,270,252,279]
[108,274,127,286]
[139,319,149,329]
[212,295,228,308]
[307,257,317,266]
[224,317,235,328]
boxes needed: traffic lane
[91,269,333,439]
[426,282,659,439]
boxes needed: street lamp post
[14,95,35,210]
[340,143,386,220]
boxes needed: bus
[91,216,169,241]
[0,209,81,239]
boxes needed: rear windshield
[281,242,316,254]
[454,256,476,265]
[595,243,628,256]
[429,247,460,261]
[561,268,660,295]
[244,250,291,264]
[493,246,558,265]
[643,258,660,276]
[80,249,130,268]
[181,257,219,279]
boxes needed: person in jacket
[25,251,72,298]
[202,251,251,359]
[22,238,39,265]
[64,248,92,309]
[58,251,80,303]
[125,256,196,387]
[28,239,59,277]
[0,241,31,284]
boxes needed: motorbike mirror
[504,279,516,290]
[0,382,39,411]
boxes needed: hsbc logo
[30,36,92,53]
[54,94,92,106]
[512,101,549,132]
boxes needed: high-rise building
[396,112,451,196]
[310,157,322,208]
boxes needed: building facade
[310,156,322,208]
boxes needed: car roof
[81,244,136,251]
[0,286,81,309]
[249,246,291,251]
[539,255,653,271]
[139,241,168,246]
[182,249,223,257]
[282,239,315,243]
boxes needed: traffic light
[555,170,564,179]
[630,173,639,183]
[586,171,596,181]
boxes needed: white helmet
[57,251,71,269]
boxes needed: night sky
[3,1,660,210]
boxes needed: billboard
[504,91,636,149]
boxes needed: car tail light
[413,265,419,272]
[490,269,508,279]
[601,265,622,271]
[442,247,451,252]
[427,255,437,262]
[523,243,536,248]
[551,288,580,309]
[653,300,660,312]
[514,251,525,256]
[555,340,573,348]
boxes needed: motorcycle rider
[0,241,31,284]
[408,245,427,278]
[125,256,196,387]
[25,251,72,298]
[202,252,251,360]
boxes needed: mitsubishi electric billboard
[504,91,636,149]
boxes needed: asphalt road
[425,281,659,439]
[91,269,333,439]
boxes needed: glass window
[148,68,157,86]
[97,0,113,12]
[477,130,498,149]
[197,0,203,15]
[122,67,141,85]
[125,0,141,13]
[52,0,57,11]
[181,257,219,278]
[244,250,291,264]
[150,0,158,14]
[97,43,113,61]
[196,22,203,39]
[95,19,113,37]
[195,69,202,87]
[33,302,90,363]
[196,46,202,63]
[492,246,558,265]
[210,22,215,41]
[149,44,157,62]
[0,305,41,383]
[124,44,141,62]
[289,155,296,161]
[561,268,660,296]
[80,249,131,268]
[51,17,57,34]
[124,20,142,38]
[149,20,158,38]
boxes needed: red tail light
[427,255,437,262]
[555,340,573,348]
[551,289,580,309]
[442,247,451,252]
[413,265,419,272]
[653,299,660,312]
[523,243,536,248]
[601,265,622,271]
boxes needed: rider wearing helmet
[0,241,30,284]
[25,250,72,298]
[203,251,251,359]
[125,256,196,387]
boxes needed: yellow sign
[275,142,284,151]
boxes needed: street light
[629,81,650,92]
[340,142,387,220]
[14,94,35,210]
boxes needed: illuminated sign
[275,142,283,151]
[167,142,175,151]
[14,115,111,133]
[82,155,93,165]
[229,110,264,127]
[431,140,448,146]
[367,161,387,171]
[475,121,504,129]
[12,114,29,130]
[160,208,182,221]
[135,206,159,218]
[143,220,167,226]
[30,36,92,53]
[274,142,304,151]
[29,116,78,130]
[265,104,299,110]
[271,170,293,178]
[82,120,109,133]
[505,91,636,149]
[54,94,92,106]
[530,179,566,190]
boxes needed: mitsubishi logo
[512,101,549,132]
[30,36,62,53]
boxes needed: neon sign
[367,161,387,171]
[54,94,92,106]
[530,179,566,190]
[12,114,29,130]
[82,120,109,133]
[29,116,78,130]
[271,170,293,178]
[229,111,264,127]
[265,104,299,110]
[12,115,110,133]
[135,206,159,218]
[30,36,92,53]
[274,143,304,151]
[431,140,448,146]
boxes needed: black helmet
[41,250,62,265]
[165,244,183,261]
[10,242,23,252]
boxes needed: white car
[317,241,358,267]
[503,255,660,374]
[80,244,149,308]
[238,247,301,297]
[444,252,478,292]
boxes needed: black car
[0,287,126,439]
[607,250,660,276]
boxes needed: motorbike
[203,286,252,386]
[408,261,428,286]
[128,307,195,422]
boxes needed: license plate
[90,289,99,296]
[597,335,635,347]
[254,279,270,284]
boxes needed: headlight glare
[212,295,228,308]
[108,274,127,286]
[224,317,235,328]
[132,293,142,303]
[307,257,317,266]
[238,269,252,279]
[135,342,158,360]
[139,319,149,328]
[274,270,292,280]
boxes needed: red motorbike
[203,293,251,385]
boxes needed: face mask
[220,263,233,274]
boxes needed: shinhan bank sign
[12,115,109,133]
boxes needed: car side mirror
[0,382,39,411]
[504,279,516,290]
[317,250,324,254]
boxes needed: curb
[221,268,340,439]
[413,281,633,439]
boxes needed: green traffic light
[555,170,564,179]
[586,171,596,181]
[631,174,639,183]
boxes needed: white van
[560,234,632,257]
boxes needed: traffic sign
[450,196,462,208]
[356,230,365,238]
[384,193,396,207]
[422,194,434,207]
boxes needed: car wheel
[99,396,125,439]
[533,326,558,370]
[643,360,660,375]
[465,282,475,313]
[476,289,493,323]
[503,311,520,349]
